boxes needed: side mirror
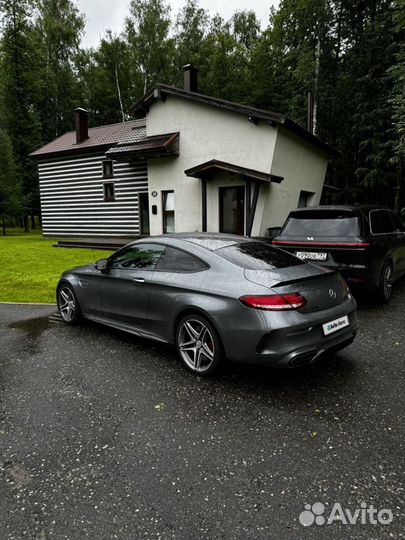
[96,259,108,272]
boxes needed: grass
[0,235,113,304]
[3,227,42,236]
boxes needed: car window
[282,210,360,237]
[155,246,208,273]
[216,242,304,270]
[390,212,405,232]
[370,210,395,234]
[109,244,164,269]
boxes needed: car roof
[288,205,390,216]
[132,232,258,251]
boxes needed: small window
[102,160,113,178]
[155,247,208,273]
[162,191,175,234]
[370,210,395,234]
[298,190,315,208]
[103,182,115,202]
[109,244,164,269]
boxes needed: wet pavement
[0,282,404,540]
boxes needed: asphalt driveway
[0,282,404,540]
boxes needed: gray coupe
[57,233,358,375]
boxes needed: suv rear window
[282,210,360,237]
[216,242,304,270]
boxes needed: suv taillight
[239,293,307,311]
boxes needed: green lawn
[0,235,113,304]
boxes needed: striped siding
[38,153,148,237]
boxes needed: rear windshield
[282,211,360,237]
[216,242,304,270]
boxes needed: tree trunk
[31,214,36,229]
[395,162,402,212]
[313,38,321,136]
[2,218,5,236]
[23,215,29,233]
[115,62,125,123]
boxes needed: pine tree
[0,0,42,227]
[0,128,21,234]
[174,0,209,85]
[388,0,405,211]
[125,0,175,94]
[35,0,85,140]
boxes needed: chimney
[182,64,198,93]
[74,107,89,143]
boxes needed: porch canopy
[184,159,284,236]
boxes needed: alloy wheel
[383,265,393,300]
[59,287,76,322]
[178,319,215,373]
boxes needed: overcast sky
[75,0,280,49]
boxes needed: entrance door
[219,186,245,235]
[139,193,150,235]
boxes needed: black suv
[273,206,405,302]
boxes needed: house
[31,65,337,238]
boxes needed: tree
[250,0,335,133]
[231,10,260,50]
[78,32,136,125]
[174,0,209,85]
[196,15,252,102]
[35,0,85,140]
[0,128,21,234]
[125,0,175,94]
[0,0,42,228]
[388,0,405,210]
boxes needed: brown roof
[133,84,339,158]
[105,132,179,160]
[30,119,146,159]
[184,159,284,184]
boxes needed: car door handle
[133,277,145,283]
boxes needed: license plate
[296,251,328,261]
[322,315,349,336]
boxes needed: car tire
[176,314,223,376]
[57,283,81,325]
[376,260,393,304]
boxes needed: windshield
[216,242,304,270]
[282,211,360,237]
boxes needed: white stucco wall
[146,96,278,235]
[145,96,329,236]
[256,128,329,234]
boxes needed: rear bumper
[213,297,358,368]
[253,313,357,368]
[336,267,370,284]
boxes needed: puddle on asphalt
[9,316,51,339]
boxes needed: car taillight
[239,293,307,311]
